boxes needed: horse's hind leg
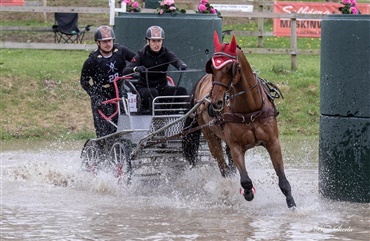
[225,144,237,175]
[182,116,200,167]
[203,129,230,177]
[266,140,296,208]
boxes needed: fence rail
[1,4,325,69]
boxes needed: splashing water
[1,138,369,240]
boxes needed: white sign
[212,4,254,12]
[127,92,137,113]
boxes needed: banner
[0,0,24,6]
[274,2,369,38]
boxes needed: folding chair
[52,13,92,44]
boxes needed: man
[80,25,136,137]
[122,25,188,111]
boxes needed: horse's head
[205,32,241,111]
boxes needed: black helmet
[146,26,165,40]
[94,26,115,41]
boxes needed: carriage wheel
[109,142,132,184]
[81,145,100,175]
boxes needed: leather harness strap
[220,105,279,125]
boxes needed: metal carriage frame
[80,75,210,181]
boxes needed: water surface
[1,137,369,240]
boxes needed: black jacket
[123,45,186,89]
[80,44,136,99]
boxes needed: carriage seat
[121,76,179,115]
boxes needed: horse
[182,32,296,208]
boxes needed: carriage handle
[98,69,206,122]
[98,75,133,122]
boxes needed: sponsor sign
[274,1,369,38]
[212,4,254,12]
[0,0,24,6]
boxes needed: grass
[0,48,320,140]
[223,21,322,49]
[0,0,324,140]
[0,49,95,140]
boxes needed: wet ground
[1,137,369,240]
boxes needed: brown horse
[183,32,296,208]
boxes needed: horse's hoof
[240,187,255,201]
[286,196,296,208]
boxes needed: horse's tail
[182,95,201,167]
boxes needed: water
[1,137,369,240]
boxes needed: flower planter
[114,13,222,91]
[319,14,370,202]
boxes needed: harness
[209,50,280,125]
[143,49,283,147]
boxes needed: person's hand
[179,64,188,71]
[134,66,147,73]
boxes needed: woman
[122,25,188,112]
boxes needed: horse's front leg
[229,145,254,201]
[265,140,296,208]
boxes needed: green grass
[0,48,320,140]
[1,1,326,140]
[0,49,95,140]
[223,21,321,49]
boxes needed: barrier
[319,14,370,203]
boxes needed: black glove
[134,66,147,73]
[179,64,188,71]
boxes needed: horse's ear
[213,31,222,52]
[230,36,237,54]
[205,58,213,73]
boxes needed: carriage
[80,32,297,208]
[80,72,210,182]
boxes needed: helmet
[94,26,115,41]
[146,26,165,40]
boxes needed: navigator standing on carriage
[80,26,136,137]
[122,25,188,112]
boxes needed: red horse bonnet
[212,31,237,70]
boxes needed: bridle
[210,51,259,111]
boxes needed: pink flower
[132,2,138,8]
[341,0,350,4]
[200,0,208,4]
[169,6,176,10]
[350,6,359,14]
[350,0,357,5]
[198,4,207,12]
[210,8,216,14]
[159,9,164,14]
[163,0,174,5]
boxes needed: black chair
[52,13,92,44]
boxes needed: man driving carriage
[80,26,136,137]
[122,25,189,112]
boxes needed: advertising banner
[0,0,24,6]
[274,2,369,38]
